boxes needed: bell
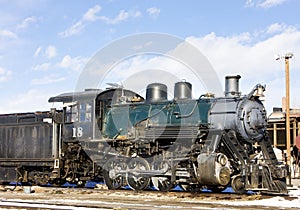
[254,86,265,97]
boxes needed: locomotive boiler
[0,75,288,194]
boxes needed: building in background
[268,98,300,150]
[267,99,300,178]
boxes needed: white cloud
[0,89,54,113]
[16,16,38,30]
[245,0,255,7]
[34,46,42,57]
[266,23,286,34]
[258,0,287,8]
[83,5,140,24]
[245,0,288,8]
[33,45,57,59]
[31,74,65,85]
[0,66,12,82]
[59,21,85,38]
[83,5,102,21]
[32,62,51,71]
[45,45,57,58]
[186,29,300,79]
[99,10,130,24]
[58,55,88,71]
[266,23,296,34]
[0,29,17,39]
[59,5,141,37]
[133,11,142,18]
[147,7,160,19]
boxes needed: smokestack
[225,75,241,97]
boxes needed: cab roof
[48,88,144,104]
[48,89,102,103]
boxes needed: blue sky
[0,0,300,114]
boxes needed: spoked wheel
[152,177,173,191]
[103,157,126,190]
[231,175,246,194]
[126,157,150,191]
[151,159,174,192]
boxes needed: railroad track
[0,186,297,210]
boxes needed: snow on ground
[215,187,300,209]
[220,195,299,209]
[236,197,299,208]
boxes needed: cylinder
[197,153,231,186]
[174,81,192,100]
[146,83,168,103]
[225,75,241,97]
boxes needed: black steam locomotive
[0,75,288,194]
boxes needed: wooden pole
[285,57,291,164]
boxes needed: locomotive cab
[48,89,103,185]
[49,89,102,141]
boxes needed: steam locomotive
[0,75,288,194]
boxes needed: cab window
[79,102,92,122]
[65,101,92,123]
[64,104,78,123]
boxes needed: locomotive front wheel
[231,175,246,194]
[126,157,150,191]
[103,157,126,190]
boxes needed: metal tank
[174,81,192,100]
[146,83,168,103]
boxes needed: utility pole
[276,53,293,164]
[285,54,291,163]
